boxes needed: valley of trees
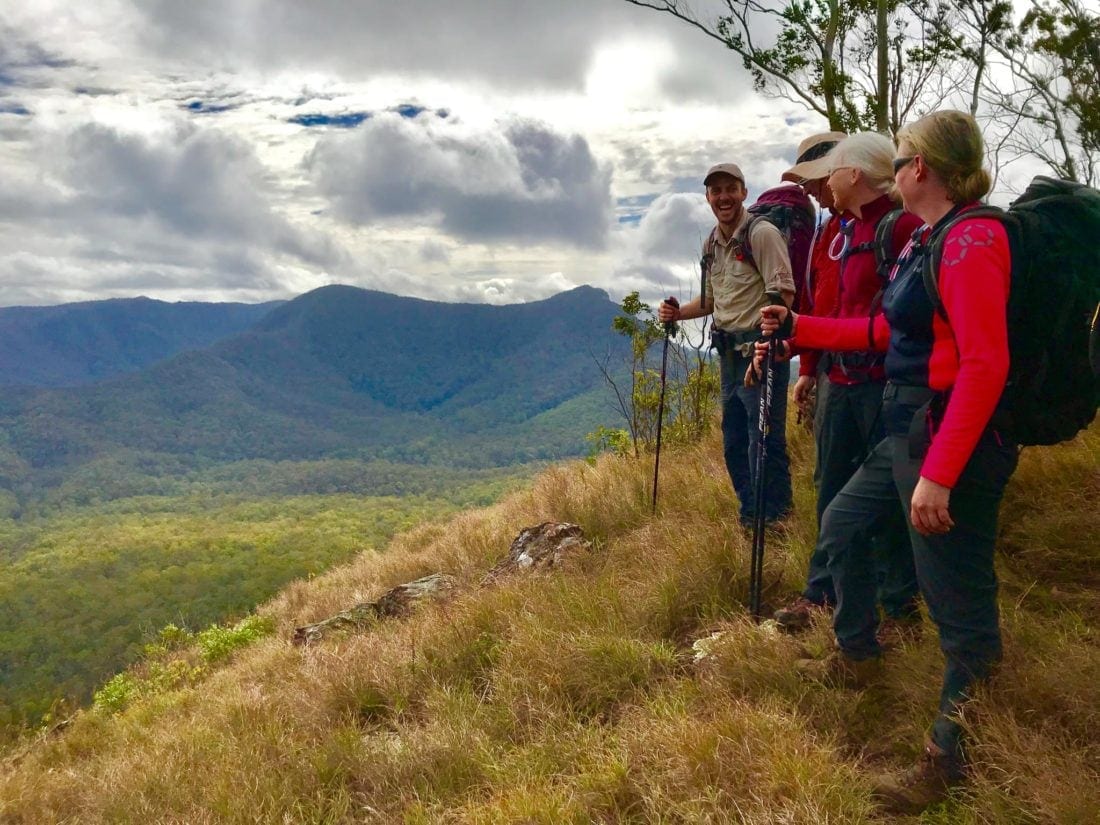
[0,285,634,732]
[0,473,531,729]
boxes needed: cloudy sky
[1,0,828,308]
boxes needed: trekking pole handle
[663,296,680,336]
[762,292,794,339]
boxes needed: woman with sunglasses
[759,110,1016,814]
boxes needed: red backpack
[700,185,817,312]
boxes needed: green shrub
[196,614,275,663]
[92,673,139,714]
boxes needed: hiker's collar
[715,205,748,241]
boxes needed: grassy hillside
[1,418,1096,823]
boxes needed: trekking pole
[651,296,679,514]
[749,337,775,619]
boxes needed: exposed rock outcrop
[293,572,457,645]
[482,521,592,584]
[294,522,593,645]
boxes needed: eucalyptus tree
[622,0,972,132]
[986,0,1100,185]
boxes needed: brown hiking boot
[871,739,964,814]
[773,596,830,632]
[795,650,882,689]
[875,614,923,650]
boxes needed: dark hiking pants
[817,395,1018,759]
[717,346,793,525]
[802,380,919,616]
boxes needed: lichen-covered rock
[293,572,457,645]
[482,522,592,584]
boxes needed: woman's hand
[760,305,796,337]
[793,375,816,416]
[747,339,792,385]
[910,476,954,536]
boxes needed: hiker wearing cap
[773,133,923,641]
[758,110,1016,814]
[773,131,845,605]
[659,163,796,527]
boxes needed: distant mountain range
[0,286,630,508]
[0,297,283,388]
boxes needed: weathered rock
[482,522,592,584]
[293,572,457,645]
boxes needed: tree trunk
[822,0,844,130]
[876,0,889,132]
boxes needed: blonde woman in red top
[760,111,1016,814]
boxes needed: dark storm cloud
[307,114,613,248]
[0,31,78,81]
[0,118,346,303]
[59,122,334,264]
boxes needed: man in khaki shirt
[659,163,795,527]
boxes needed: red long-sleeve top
[825,197,923,385]
[797,213,842,377]
[793,211,1011,488]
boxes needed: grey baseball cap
[703,162,745,187]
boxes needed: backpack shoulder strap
[873,208,904,281]
[922,206,1007,322]
[700,226,719,306]
[732,213,762,271]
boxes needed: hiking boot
[871,739,964,814]
[795,650,882,689]
[875,614,923,650]
[773,595,830,632]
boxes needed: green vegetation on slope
[0,464,531,727]
[0,421,1096,823]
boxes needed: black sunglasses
[892,155,916,174]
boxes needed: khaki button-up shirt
[706,209,795,332]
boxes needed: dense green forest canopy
[0,285,631,513]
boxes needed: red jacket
[797,213,842,377]
[826,196,922,385]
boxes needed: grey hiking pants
[818,394,1018,758]
[802,380,919,616]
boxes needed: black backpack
[922,176,1100,446]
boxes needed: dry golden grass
[0,418,1097,823]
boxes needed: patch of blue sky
[615,193,658,226]
[392,103,427,118]
[616,194,659,208]
[289,111,373,128]
[184,100,239,114]
[671,176,701,193]
[0,102,31,116]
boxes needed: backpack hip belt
[711,326,761,356]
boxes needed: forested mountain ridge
[0,285,629,508]
[0,297,283,388]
